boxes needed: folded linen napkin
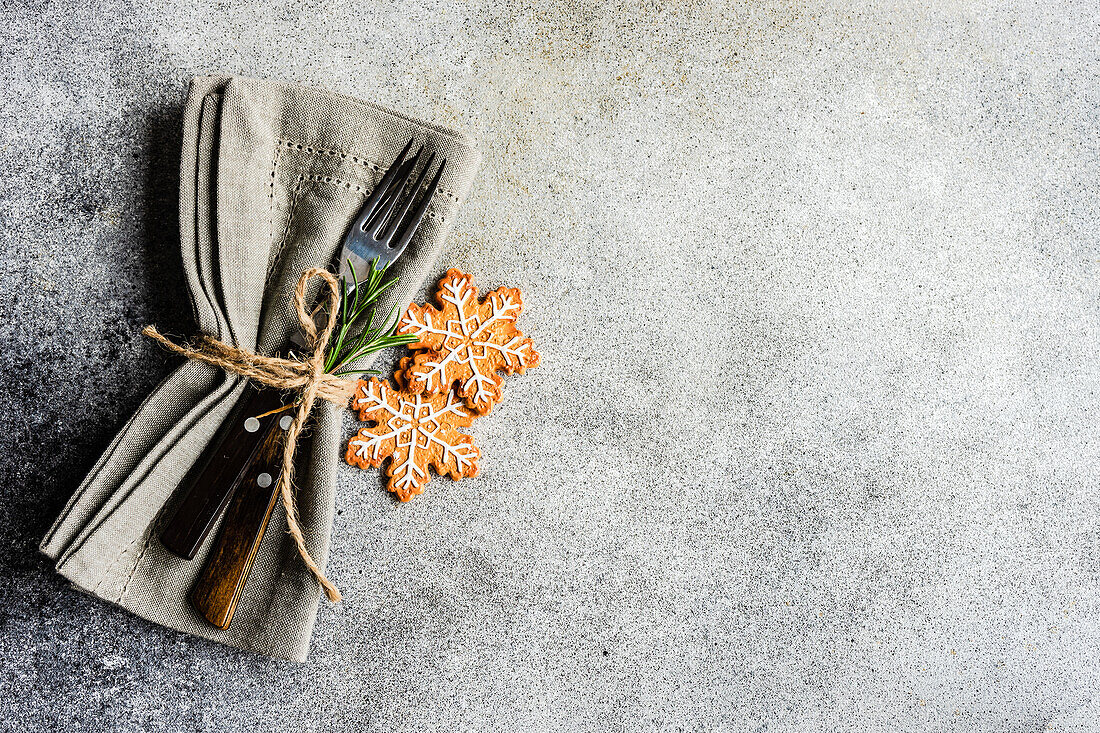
[39,75,481,661]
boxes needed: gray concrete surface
[1,0,1098,730]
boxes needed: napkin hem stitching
[276,138,463,204]
[267,171,447,287]
[117,532,153,603]
[269,143,282,252]
[89,534,142,598]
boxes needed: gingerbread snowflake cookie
[345,362,480,502]
[396,269,539,414]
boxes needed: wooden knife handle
[159,382,287,560]
[189,416,286,629]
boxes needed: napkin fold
[39,76,481,661]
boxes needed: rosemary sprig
[323,258,419,377]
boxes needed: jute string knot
[144,267,356,602]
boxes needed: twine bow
[144,268,357,602]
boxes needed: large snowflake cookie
[345,363,480,501]
[396,268,539,414]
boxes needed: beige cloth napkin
[39,76,481,661]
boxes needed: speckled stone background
[1,0,1098,730]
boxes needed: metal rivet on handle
[243,417,260,433]
[279,415,293,431]
[256,473,273,488]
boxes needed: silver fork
[338,137,446,286]
[161,140,446,566]
[182,141,448,630]
[290,139,445,352]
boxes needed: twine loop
[145,267,355,602]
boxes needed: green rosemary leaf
[330,332,419,374]
[340,264,349,325]
[333,368,382,377]
[322,257,417,375]
[350,256,362,296]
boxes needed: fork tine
[389,158,446,257]
[381,152,435,243]
[362,147,421,235]
[351,138,416,233]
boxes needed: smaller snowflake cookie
[397,268,539,414]
[345,363,480,501]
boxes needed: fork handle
[159,382,287,560]
[190,417,285,629]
